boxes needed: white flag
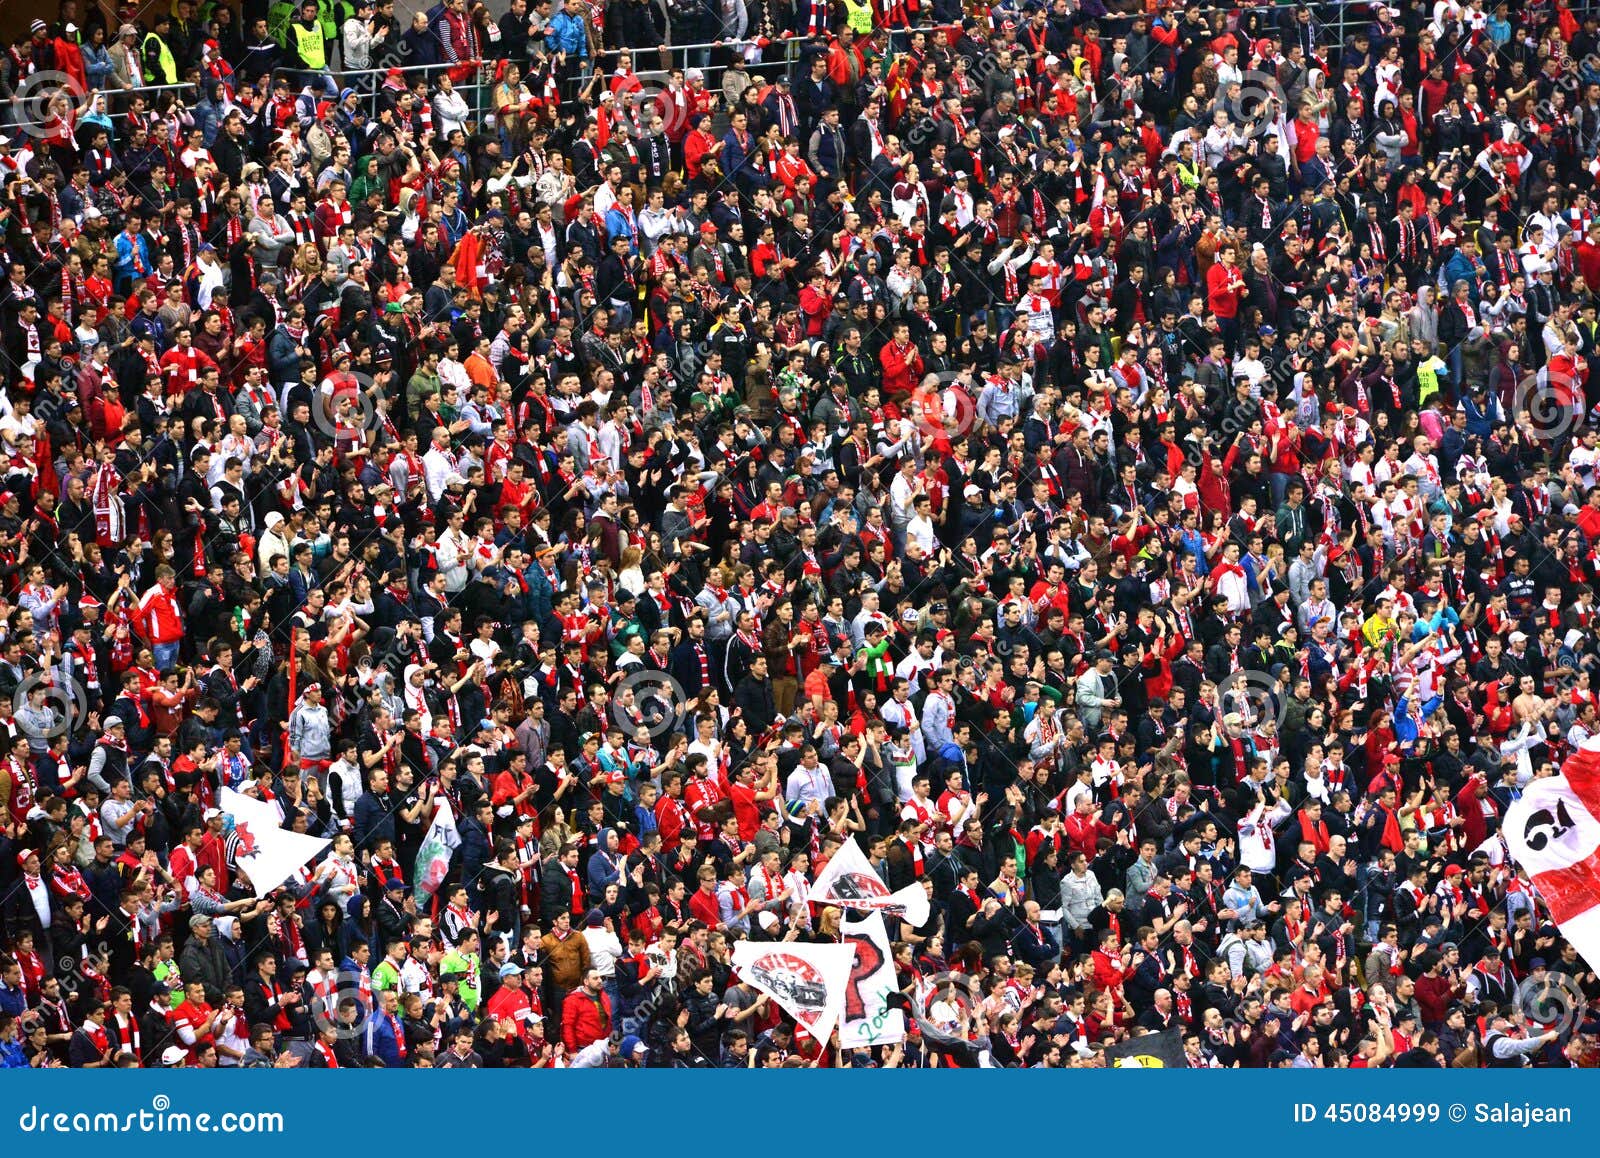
[732,940,855,1044]
[840,911,906,1047]
[810,836,930,926]
[414,797,462,904]
[219,787,331,898]
[1503,739,1600,970]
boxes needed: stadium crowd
[0,0,1598,1069]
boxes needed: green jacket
[371,958,402,992]
[143,32,176,85]
[439,949,481,1010]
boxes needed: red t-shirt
[728,781,760,841]
[171,999,214,1062]
[689,887,721,926]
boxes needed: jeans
[153,641,180,672]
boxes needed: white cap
[964,484,982,498]
[1509,631,1528,644]
[685,67,703,81]
[161,1046,187,1066]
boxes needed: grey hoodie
[288,696,332,761]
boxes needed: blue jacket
[1438,249,1481,301]
[82,44,114,89]
[114,232,152,283]
[364,1005,407,1066]
[1462,392,1495,439]
[604,206,640,254]
[268,325,305,383]
[721,128,755,182]
[457,814,492,887]
[1393,694,1441,752]
[353,790,397,853]
[525,562,558,643]
[546,11,588,56]
[587,828,622,899]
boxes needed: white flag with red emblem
[809,836,931,926]
[733,940,856,1044]
[840,911,906,1047]
[219,787,331,898]
[1503,736,1600,968]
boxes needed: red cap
[606,770,626,785]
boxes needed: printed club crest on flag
[1503,736,1600,970]
[414,797,462,904]
[810,836,931,926]
[732,940,855,1043]
[218,787,331,897]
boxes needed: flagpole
[284,624,297,766]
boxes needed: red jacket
[1453,776,1497,850]
[879,340,924,398]
[138,582,184,645]
[561,986,613,1052]
[1062,811,1114,859]
[1206,260,1242,319]
[1414,972,1459,1027]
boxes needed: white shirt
[583,926,623,978]
[422,444,457,502]
[906,513,937,556]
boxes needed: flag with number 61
[1504,735,1600,970]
